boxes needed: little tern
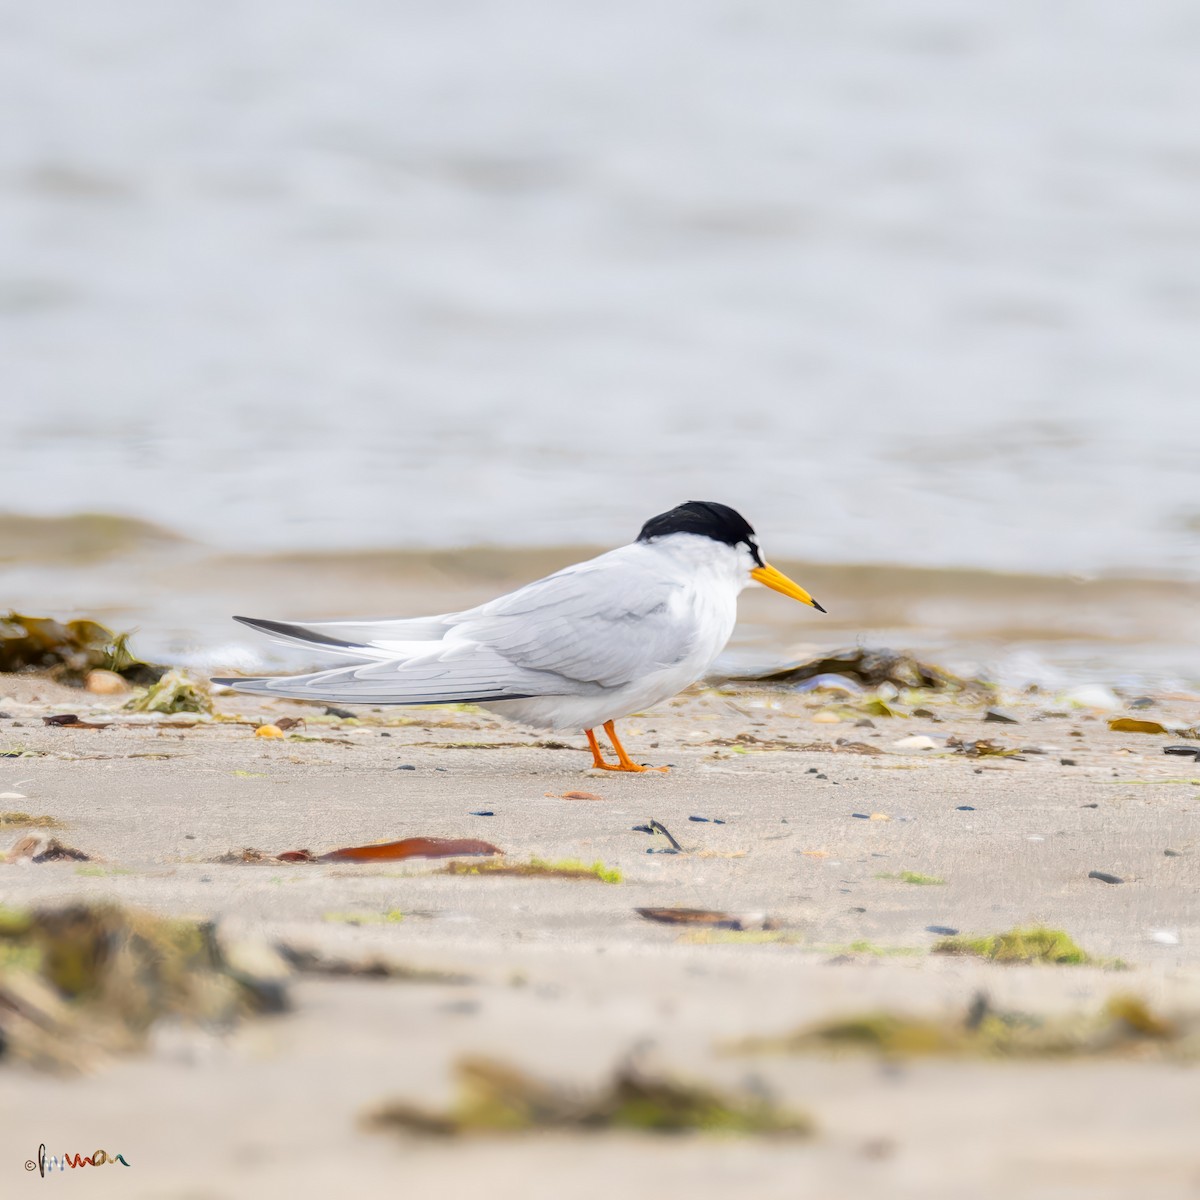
[214,501,824,772]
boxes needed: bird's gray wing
[232,614,458,658]
[450,557,693,688]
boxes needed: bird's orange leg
[585,728,612,770]
[600,719,669,774]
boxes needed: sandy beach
[2,670,1198,1199]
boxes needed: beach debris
[0,812,63,828]
[1063,685,1122,711]
[85,669,128,695]
[1163,745,1200,759]
[442,858,620,883]
[254,724,285,738]
[0,902,289,1071]
[0,612,165,687]
[811,712,840,724]
[983,709,1019,724]
[1108,717,1172,735]
[892,734,936,750]
[547,790,603,801]
[876,871,943,885]
[275,717,305,732]
[925,925,958,936]
[745,647,970,692]
[124,669,212,715]
[228,836,503,865]
[933,926,1097,965]
[41,713,108,729]
[276,943,469,984]
[322,910,406,926]
[363,1054,812,1137]
[322,705,355,719]
[1060,758,1077,766]
[947,737,1024,759]
[688,815,726,824]
[728,992,1196,1061]
[1164,848,1185,857]
[1088,870,1125,885]
[631,818,684,852]
[5,834,91,863]
[1151,930,1181,946]
[469,810,494,817]
[636,907,776,931]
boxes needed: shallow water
[3,1,1200,580]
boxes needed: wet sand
[2,675,1199,1198]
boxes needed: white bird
[214,501,824,773]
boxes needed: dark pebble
[688,815,725,824]
[806,767,819,774]
[1130,697,1156,709]
[470,810,494,817]
[1164,848,1184,857]
[1060,758,1077,766]
[849,906,867,913]
[323,705,355,719]
[983,709,1019,724]
[854,718,875,728]
[380,732,392,738]
[851,813,870,820]
[815,773,827,780]
[1088,870,1124,885]
[1163,745,1200,759]
[1082,803,1099,808]
[955,805,975,811]
[0,711,10,719]
[184,833,196,840]
[925,925,958,936]
[395,764,417,771]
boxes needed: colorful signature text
[26,1144,131,1176]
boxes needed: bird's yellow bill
[751,563,826,612]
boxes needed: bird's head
[636,501,825,611]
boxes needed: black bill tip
[811,598,827,614]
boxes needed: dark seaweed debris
[0,612,165,686]
[742,647,977,692]
[364,1055,812,1137]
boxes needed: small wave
[0,512,186,564]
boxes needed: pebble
[892,735,937,750]
[955,805,975,811]
[1088,870,1124,885]
[86,669,128,695]
[815,773,827,780]
[1164,848,1184,857]
[688,815,726,824]
[1151,930,1180,945]
[983,709,1019,724]
[1064,685,1121,712]
[1130,697,1157,709]
[1060,758,1077,766]
[470,810,494,817]
[395,764,417,771]
[925,925,958,936]
[812,712,840,724]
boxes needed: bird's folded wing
[454,560,693,688]
[216,646,575,704]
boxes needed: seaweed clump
[442,858,621,883]
[364,1055,812,1137]
[932,926,1097,965]
[123,668,212,715]
[0,613,164,686]
[730,993,1197,1061]
[0,902,288,1071]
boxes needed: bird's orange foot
[583,724,669,773]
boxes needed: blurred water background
[3,1,1200,682]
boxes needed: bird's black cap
[637,501,763,565]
